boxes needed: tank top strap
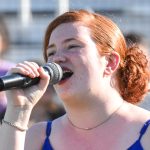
[42,121,53,150]
[46,121,52,137]
[138,119,150,140]
[127,119,150,150]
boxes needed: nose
[51,52,67,64]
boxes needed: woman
[0,10,150,150]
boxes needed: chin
[57,90,79,103]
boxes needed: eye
[68,45,80,49]
[47,51,55,57]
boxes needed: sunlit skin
[0,19,150,150]
[47,22,114,105]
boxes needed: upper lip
[61,66,73,72]
[60,66,73,81]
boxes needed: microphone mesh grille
[45,62,63,84]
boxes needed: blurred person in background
[125,32,150,58]
[0,15,15,120]
[0,10,150,150]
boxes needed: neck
[64,96,124,131]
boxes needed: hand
[5,61,50,109]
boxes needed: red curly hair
[43,10,150,104]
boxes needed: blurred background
[0,0,150,124]
[0,0,150,62]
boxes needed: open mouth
[61,69,73,81]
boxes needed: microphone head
[44,62,63,84]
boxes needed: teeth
[61,69,73,81]
[63,70,72,73]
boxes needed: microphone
[0,62,63,91]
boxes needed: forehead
[49,22,91,44]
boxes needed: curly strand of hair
[117,44,150,104]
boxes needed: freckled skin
[48,22,107,103]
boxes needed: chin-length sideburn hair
[43,10,150,104]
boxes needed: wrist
[2,119,28,131]
[4,105,32,129]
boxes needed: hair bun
[118,44,150,104]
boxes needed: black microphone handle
[0,72,41,91]
[0,62,63,91]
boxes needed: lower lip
[58,78,69,85]
[58,76,72,85]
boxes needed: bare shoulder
[122,102,150,131]
[126,102,150,121]
[25,121,48,150]
[115,102,150,149]
[24,117,64,150]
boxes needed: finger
[8,66,31,76]
[37,67,50,91]
[8,63,38,79]
[24,61,39,69]
[23,61,40,76]
[15,64,36,78]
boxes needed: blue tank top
[42,119,150,150]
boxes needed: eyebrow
[63,38,78,43]
[47,38,80,49]
[47,43,55,49]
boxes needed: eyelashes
[47,44,81,57]
[67,45,79,49]
[47,51,55,57]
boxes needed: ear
[104,51,120,76]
